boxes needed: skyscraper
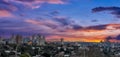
[16,34,22,44]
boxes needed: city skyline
[0,0,120,42]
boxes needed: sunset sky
[0,0,120,42]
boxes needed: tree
[20,53,31,57]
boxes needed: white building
[0,36,6,44]
[9,34,16,44]
[32,34,46,46]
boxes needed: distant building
[104,38,111,47]
[22,37,31,44]
[60,38,64,45]
[39,35,46,46]
[32,34,46,46]
[0,36,6,44]
[16,34,22,44]
[9,34,16,44]
[9,34,22,44]
[0,36,2,43]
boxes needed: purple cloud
[92,6,120,18]
[86,25,107,30]
[116,35,120,40]
[105,35,120,41]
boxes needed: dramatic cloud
[92,7,120,18]
[24,18,120,42]
[0,0,120,42]
[1,17,120,42]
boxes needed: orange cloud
[47,24,120,42]
[25,19,42,25]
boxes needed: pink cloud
[25,19,42,25]
[5,0,65,9]
[48,0,65,4]
[0,9,13,17]
[25,19,60,26]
